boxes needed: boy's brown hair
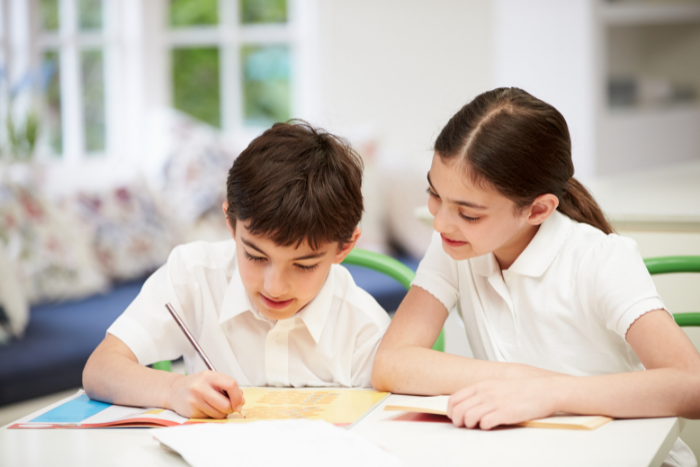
[226,120,364,249]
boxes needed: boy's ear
[526,193,559,226]
[222,201,235,238]
[332,227,362,264]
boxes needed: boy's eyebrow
[240,237,327,261]
[427,172,488,210]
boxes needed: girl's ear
[333,227,362,264]
[526,194,559,226]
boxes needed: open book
[384,395,612,430]
[10,388,389,429]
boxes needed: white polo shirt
[414,210,668,376]
[107,240,391,388]
[414,211,696,467]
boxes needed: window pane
[40,0,60,31]
[172,47,220,127]
[81,49,106,153]
[42,52,62,155]
[170,0,218,27]
[240,0,287,24]
[79,0,103,31]
[241,45,290,126]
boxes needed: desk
[0,393,681,467]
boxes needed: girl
[372,88,700,467]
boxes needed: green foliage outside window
[241,45,290,126]
[240,0,287,24]
[170,0,218,27]
[81,50,106,153]
[172,48,221,127]
[79,0,103,30]
[40,0,59,31]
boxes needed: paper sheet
[152,420,403,467]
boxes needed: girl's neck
[493,223,540,271]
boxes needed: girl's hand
[446,377,559,430]
[167,370,245,419]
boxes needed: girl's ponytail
[435,87,614,235]
[559,178,613,235]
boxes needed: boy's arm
[83,334,244,419]
[372,286,562,394]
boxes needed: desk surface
[0,393,681,467]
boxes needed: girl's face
[427,154,540,269]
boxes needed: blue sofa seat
[0,257,418,406]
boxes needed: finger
[202,386,235,415]
[463,403,496,429]
[211,374,244,412]
[447,386,476,415]
[478,410,506,431]
[196,398,228,419]
[448,393,483,422]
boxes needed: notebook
[384,395,612,430]
[10,388,389,429]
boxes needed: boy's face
[223,204,360,321]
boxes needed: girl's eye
[245,251,266,263]
[295,263,319,272]
[460,213,480,223]
[427,188,439,199]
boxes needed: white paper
[386,395,449,414]
[152,419,403,467]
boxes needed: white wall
[315,0,493,170]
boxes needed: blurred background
[0,0,699,456]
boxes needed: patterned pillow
[0,182,109,304]
[142,109,237,225]
[61,181,182,281]
[0,240,28,344]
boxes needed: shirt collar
[471,210,574,278]
[218,260,337,344]
[294,266,335,344]
[219,267,255,323]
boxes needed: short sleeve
[107,245,194,366]
[582,235,668,339]
[350,319,389,388]
[411,231,460,312]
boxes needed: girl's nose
[432,203,451,234]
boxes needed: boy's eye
[295,263,319,272]
[245,251,266,263]
[459,213,480,223]
[427,188,439,199]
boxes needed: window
[1,0,316,179]
[37,0,112,161]
[166,0,295,133]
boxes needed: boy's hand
[446,377,558,430]
[167,370,245,419]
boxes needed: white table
[0,393,682,467]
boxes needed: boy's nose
[264,268,289,298]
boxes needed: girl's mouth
[260,294,294,310]
[440,233,468,247]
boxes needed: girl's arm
[83,334,244,419]
[447,310,700,429]
[372,286,563,394]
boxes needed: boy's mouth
[440,233,468,247]
[260,294,294,310]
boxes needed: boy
[83,121,391,419]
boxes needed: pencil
[164,303,246,418]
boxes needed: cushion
[0,241,28,344]
[59,181,181,281]
[0,181,108,304]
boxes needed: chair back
[343,248,445,352]
[644,256,700,327]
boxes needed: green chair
[342,248,445,352]
[151,248,444,372]
[644,255,700,327]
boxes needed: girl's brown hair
[435,87,613,234]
